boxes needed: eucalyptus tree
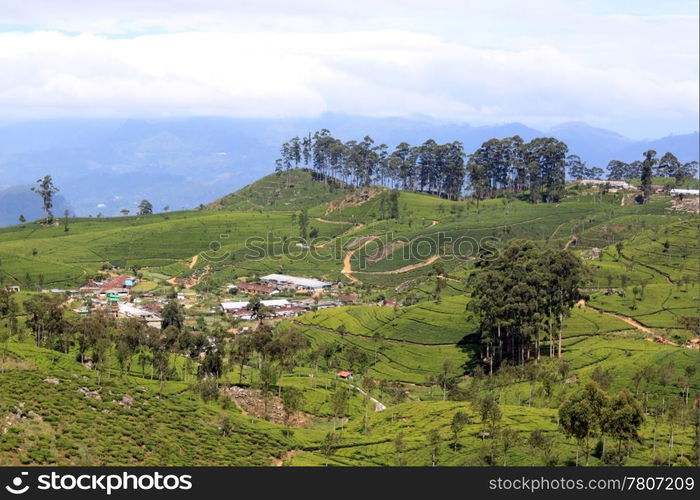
[566,154,587,180]
[657,151,680,178]
[31,175,60,224]
[468,240,586,368]
[559,381,608,465]
[640,150,658,202]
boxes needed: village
[18,271,391,336]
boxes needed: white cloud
[0,1,697,136]
[0,30,696,131]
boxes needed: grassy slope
[207,168,348,211]
[0,210,349,286]
[0,344,289,466]
[0,177,698,466]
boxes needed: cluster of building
[79,275,139,298]
[14,271,345,327]
[258,274,333,292]
[220,274,355,319]
[56,274,165,328]
[226,275,333,297]
[574,179,634,192]
[220,296,349,320]
[574,179,700,197]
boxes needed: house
[260,274,332,292]
[142,303,163,314]
[670,188,700,196]
[383,296,401,307]
[117,302,162,329]
[337,294,358,305]
[316,299,341,309]
[220,299,291,314]
[227,308,256,320]
[6,285,20,293]
[271,306,305,318]
[99,275,137,297]
[79,278,102,295]
[230,282,277,295]
[337,370,353,380]
[574,179,634,191]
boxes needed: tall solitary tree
[640,150,657,203]
[137,199,154,215]
[31,175,60,224]
[298,209,309,240]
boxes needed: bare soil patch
[220,386,313,427]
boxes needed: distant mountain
[0,115,696,222]
[612,132,700,166]
[548,122,633,166]
[0,185,72,227]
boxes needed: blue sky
[0,0,697,138]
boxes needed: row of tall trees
[278,131,697,205]
[467,240,587,371]
[607,151,697,184]
[277,131,570,203]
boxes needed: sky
[0,0,697,139]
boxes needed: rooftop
[220,299,291,310]
[260,273,331,289]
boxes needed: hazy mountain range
[0,115,697,226]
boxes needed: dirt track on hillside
[576,299,654,334]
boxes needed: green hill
[207,168,349,212]
[0,175,698,467]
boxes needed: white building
[575,179,634,190]
[260,274,332,291]
[117,302,162,329]
[670,188,699,196]
[220,298,291,313]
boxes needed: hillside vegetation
[207,169,348,212]
[0,167,698,467]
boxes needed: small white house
[670,188,699,196]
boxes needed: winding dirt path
[619,252,674,285]
[548,222,566,243]
[352,384,387,411]
[354,255,440,276]
[314,217,353,225]
[576,299,654,334]
[188,254,199,269]
[341,236,380,283]
[564,235,577,250]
